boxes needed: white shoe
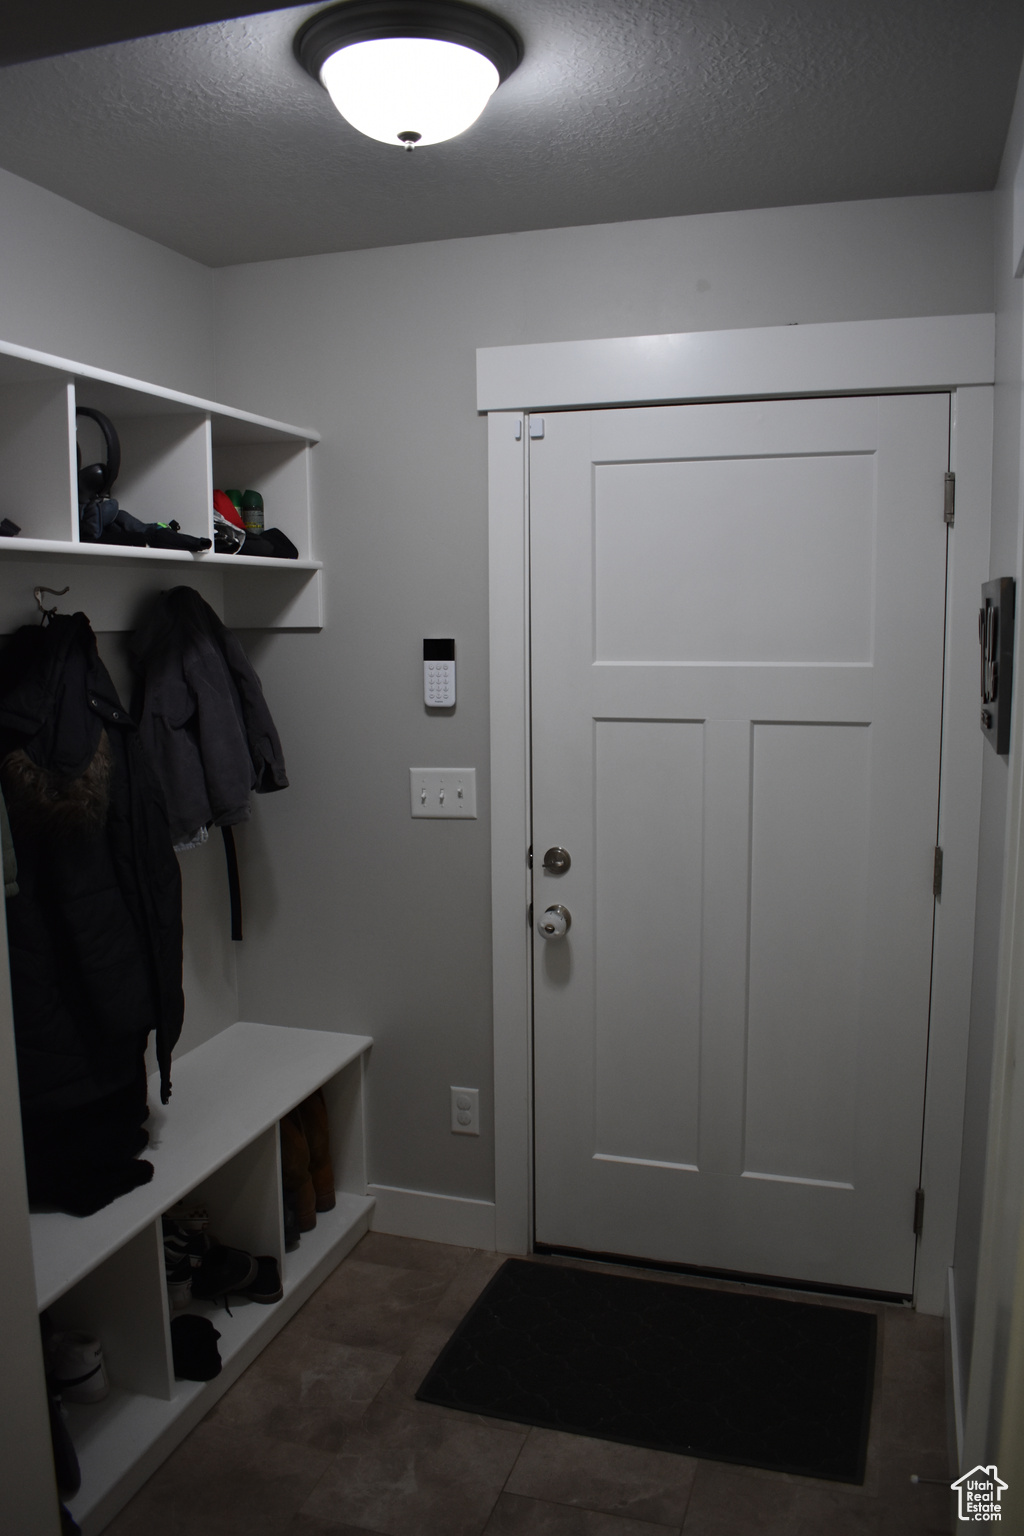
[50,1332,109,1404]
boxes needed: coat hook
[33,585,70,624]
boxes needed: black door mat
[416,1258,877,1484]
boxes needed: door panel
[530,393,949,1295]
[594,719,704,1169]
[744,722,870,1185]
[594,453,876,665]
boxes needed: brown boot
[279,1111,316,1231]
[297,1088,336,1212]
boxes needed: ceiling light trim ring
[295,1,523,88]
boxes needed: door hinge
[933,845,943,899]
[913,1187,925,1237]
[527,902,533,928]
[944,471,955,527]
[527,845,533,869]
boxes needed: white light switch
[410,768,477,818]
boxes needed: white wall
[961,57,1024,1479]
[214,193,994,1208]
[955,65,1024,1398]
[0,166,217,396]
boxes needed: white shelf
[0,337,319,443]
[0,335,322,628]
[31,1022,374,1535]
[0,538,321,571]
[32,1022,370,1310]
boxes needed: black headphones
[76,407,121,500]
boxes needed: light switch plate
[410,768,477,818]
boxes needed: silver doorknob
[542,846,571,874]
[539,904,572,938]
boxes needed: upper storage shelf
[0,338,320,577]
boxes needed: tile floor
[104,1234,954,1536]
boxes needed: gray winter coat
[130,586,288,845]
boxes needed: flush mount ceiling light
[295,0,522,150]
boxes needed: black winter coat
[0,614,184,1214]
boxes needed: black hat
[170,1315,222,1381]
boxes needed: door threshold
[532,1242,912,1307]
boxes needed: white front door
[529,392,950,1296]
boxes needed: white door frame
[484,314,994,1313]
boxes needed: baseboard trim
[367,1184,497,1250]
[948,1266,965,1468]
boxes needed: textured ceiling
[0,0,1020,267]
[0,2,279,67]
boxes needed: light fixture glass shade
[320,36,500,147]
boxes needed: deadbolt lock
[542,846,571,874]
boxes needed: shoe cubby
[211,423,313,559]
[0,378,76,541]
[48,1224,174,1402]
[75,389,212,546]
[30,1022,373,1536]
[175,1123,284,1271]
[0,335,323,632]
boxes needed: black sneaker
[236,1256,283,1304]
[190,1244,258,1305]
[162,1214,209,1310]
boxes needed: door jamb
[485,316,994,1308]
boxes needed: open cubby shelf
[0,337,322,630]
[32,1021,373,1536]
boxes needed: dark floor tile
[679,1454,952,1536]
[505,1427,697,1526]
[484,1491,681,1534]
[354,1229,475,1278]
[877,1309,948,1458]
[334,1251,512,1431]
[679,1460,878,1535]
[872,1462,955,1535]
[285,1515,390,1536]
[103,1417,331,1536]
[206,1326,401,1453]
[430,1247,508,1328]
[288,1256,456,1351]
[367,1316,526,1433]
[876,1420,949,1490]
[879,1309,945,1406]
[296,1404,527,1536]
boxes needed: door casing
[484,314,994,1313]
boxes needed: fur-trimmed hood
[2,731,113,832]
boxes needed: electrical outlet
[451,1086,480,1135]
[410,768,477,818]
